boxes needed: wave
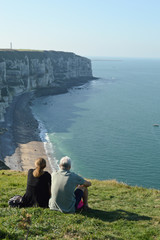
[31,108,59,172]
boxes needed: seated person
[49,156,91,213]
[22,158,51,207]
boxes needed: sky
[0,0,160,58]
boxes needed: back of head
[33,158,46,177]
[59,156,71,170]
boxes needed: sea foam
[31,108,59,172]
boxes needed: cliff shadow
[0,92,42,161]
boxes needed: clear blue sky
[1,0,160,58]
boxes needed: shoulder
[71,171,81,177]
[44,171,51,178]
[44,171,51,175]
[71,172,84,181]
[52,170,61,176]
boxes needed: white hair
[59,156,71,170]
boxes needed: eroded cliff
[0,50,93,121]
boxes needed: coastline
[31,109,59,172]
[0,77,96,173]
[0,92,52,173]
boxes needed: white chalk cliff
[0,50,93,121]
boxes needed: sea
[32,57,160,189]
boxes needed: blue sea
[32,57,160,189]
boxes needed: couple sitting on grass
[21,156,91,213]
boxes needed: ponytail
[33,158,46,177]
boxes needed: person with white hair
[49,156,91,213]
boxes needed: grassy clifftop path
[0,170,160,239]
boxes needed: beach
[0,91,52,173]
[0,77,95,173]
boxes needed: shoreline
[31,109,59,172]
[0,77,96,172]
[0,92,52,173]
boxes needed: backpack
[8,195,23,207]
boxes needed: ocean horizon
[32,57,160,189]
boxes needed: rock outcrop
[0,50,93,121]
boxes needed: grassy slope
[0,170,160,240]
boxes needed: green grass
[1,170,160,239]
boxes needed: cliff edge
[0,50,93,121]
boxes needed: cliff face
[0,50,93,121]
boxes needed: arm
[81,180,91,188]
[76,174,91,188]
[83,180,91,187]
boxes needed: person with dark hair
[49,156,91,213]
[21,158,51,207]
